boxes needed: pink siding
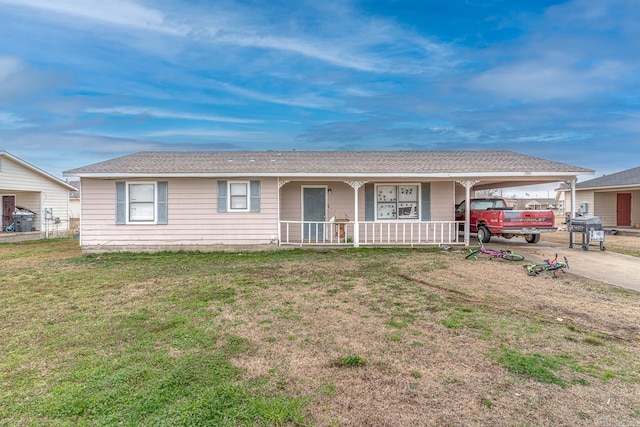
[430,181,455,221]
[81,178,278,251]
[280,181,357,221]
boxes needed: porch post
[345,181,367,247]
[570,179,576,219]
[456,180,478,246]
[277,179,290,246]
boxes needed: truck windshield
[470,199,507,210]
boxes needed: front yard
[1,239,639,426]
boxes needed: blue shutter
[217,180,228,213]
[364,183,375,221]
[116,181,126,224]
[421,183,431,221]
[157,181,168,224]
[250,180,260,212]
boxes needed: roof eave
[65,171,590,179]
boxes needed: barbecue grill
[568,216,605,251]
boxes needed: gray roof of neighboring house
[573,166,640,189]
[68,180,80,199]
[64,150,593,177]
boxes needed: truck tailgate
[501,211,555,228]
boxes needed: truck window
[469,199,507,210]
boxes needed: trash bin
[12,206,36,232]
[569,216,605,251]
[13,214,35,232]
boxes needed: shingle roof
[64,150,592,177]
[574,166,640,189]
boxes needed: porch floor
[0,231,46,243]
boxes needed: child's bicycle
[465,238,525,261]
[522,254,569,277]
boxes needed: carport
[454,158,593,246]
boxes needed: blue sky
[1,0,638,196]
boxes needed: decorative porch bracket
[344,181,368,247]
[456,180,478,246]
[278,179,290,189]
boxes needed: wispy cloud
[144,128,292,144]
[0,0,185,35]
[86,107,263,124]
[0,112,34,129]
[469,59,628,101]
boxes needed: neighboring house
[510,197,559,213]
[1,151,77,239]
[63,150,592,253]
[557,166,640,227]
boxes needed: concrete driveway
[484,237,640,292]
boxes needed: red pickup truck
[455,198,557,244]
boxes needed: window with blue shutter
[157,181,168,224]
[217,180,228,212]
[364,183,375,221]
[421,183,431,221]
[250,180,260,212]
[115,181,167,224]
[116,181,126,224]
[219,180,261,213]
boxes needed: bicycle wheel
[523,265,544,275]
[465,249,481,260]
[502,252,524,261]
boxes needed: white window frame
[126,181,157,224]
[228,180,250,212]
[374,183,420,221]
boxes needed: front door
[2,196,15,228]
[617,193,632,226]
[303,187,326,240]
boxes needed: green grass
[334,355,366,368]
[0,241,309,426]
[492,346,572,388]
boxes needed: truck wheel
[524,234,540,244]
[478,226,491,243]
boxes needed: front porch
[0,231,46,243]
[279,220,464,247]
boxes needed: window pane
[377,185,396,202]
[398,203,418,219]
[231,196,247,209]
[398,185,418,202]
[230,183,247,196]
[130,202,154,221]
[229,182,248,210]
[129,184,154,202]
[377,203,397,219]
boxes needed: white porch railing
[279,220,464,246]
[279,221,353,245]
